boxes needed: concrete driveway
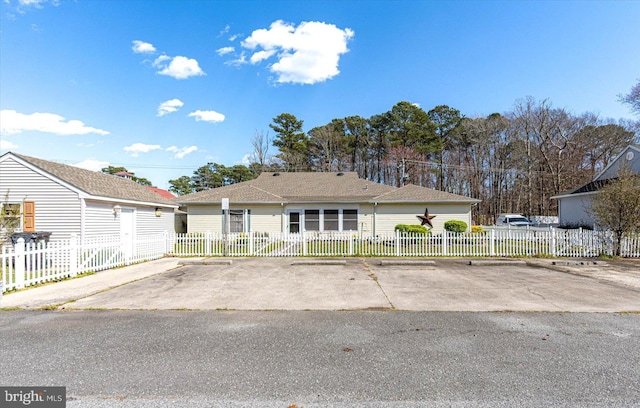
[43,257,640,312]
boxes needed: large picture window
[292,209,358,233]
[324,210,339,231]
[343,209,358,231]
[305,210,320,231]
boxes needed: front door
[289,211,300,233]
[120,208,135,261]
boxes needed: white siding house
[179,172,480,236]
[552,145,640,229]
[0,152,178,242]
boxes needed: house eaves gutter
[550,190,597,200]
[178,200,286,205]
[370,199,482,204]
[80,194,179,209]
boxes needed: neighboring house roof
[551,179,614,200]
[1,152,176,207]
[178,171,479,204]
[593,144,640,182]
[144,186,176,199]
[552,144,640,200]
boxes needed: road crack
[360,258,395,310]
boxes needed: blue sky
[1,0,639,189]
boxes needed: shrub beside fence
[2,228,639,293]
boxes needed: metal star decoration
[417,208,436,228]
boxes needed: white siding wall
[84,201,121,236]
[359,204,374,235]
[188,205,221,234]
[375,203,472,235]
[0,157,81,241]
[249,205,282,233]
[558,194,594,228]
[188,204,282,234]
[136,206,175,234]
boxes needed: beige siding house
[0,152,178,242]
[552,145,640,229]
[178,172,480,236]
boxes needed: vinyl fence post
[15,238,26,289]
[395,230,400,257]
[442,230,448,256]
[550,227,557,257]
[249,231,254,256]
[490,228,495,257]
[349,234,354,256]
[302,230,307,256]
[205,231,212,257]
[69,234,79,277]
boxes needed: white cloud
[188,110,225,123]
[124,143,162,157]
[0,139,19,150]
[0,110,109,136]
[153,55,205,80]
[132,40,156,54]
[166,145,198,159]
[239,153,251,165]
[73,159,109,172]
[241,20,354,84]
[216,46,235,56]
[157,98,184,116]
[225,52,247,67]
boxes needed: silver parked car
[496,214,534,227]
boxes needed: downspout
[373,202,377,236]
[80,198,86,242]
[281,202,284,233]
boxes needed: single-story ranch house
[178,171,480,236]
[552,144,640,229]
[0,152,178,243]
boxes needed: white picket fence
[1,233,167,293]
[167,228,640,258]
[2,228,639,293]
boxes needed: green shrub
[444,220,467,233]
[394,224,430,235]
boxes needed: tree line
[168,93,639,225]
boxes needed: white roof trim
[593,145,640,181]
[551,190,598,200]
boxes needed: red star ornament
[416,208,436,228]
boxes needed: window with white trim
[1,203,21,231]
[324,210,339,231]
[343,209,358,231]
[305,210,320,231]
[295,208,358,232]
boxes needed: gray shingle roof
[374,183,481,202]
[10,153,176,206]
[179,172,479,204]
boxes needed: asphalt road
[1,310,639,407]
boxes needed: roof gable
[594,144,640,181]
[3,152,175,206]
